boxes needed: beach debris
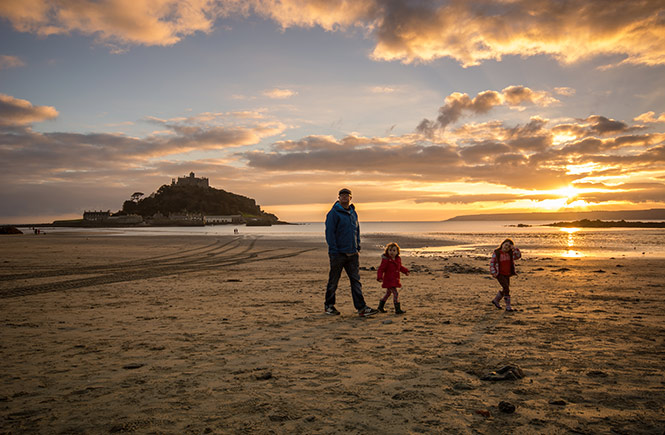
[443,263,486,274]
[409,264,429,273]
[475,409,491,418]
[586,370,608,378]
[498,401,516,413]
[255,371,273,380]
[122,363,145,370]
[481,365,524,381]
[226,278,242,282]
[592,269,606,273]
[382,319,393,324]
[548,399,567,406]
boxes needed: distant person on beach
[489,238,522,311]
[324,188,378,317]
[376,242,409,314]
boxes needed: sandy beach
[1,233,664,434]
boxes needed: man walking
[324,188,378,317]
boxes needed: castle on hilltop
[172,172,209,188]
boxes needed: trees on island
[121,184,278,222]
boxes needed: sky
[1,0,665,224]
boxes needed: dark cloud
[585,115,632,136]
[417,91,501,135]
[459,141,511,163]
[417,88,556,136]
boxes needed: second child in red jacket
[377,242,409,314]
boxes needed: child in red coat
[376,242,409,314]
[489,238,522,311]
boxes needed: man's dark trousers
[325,253,366,310]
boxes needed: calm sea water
[24,221,665,259]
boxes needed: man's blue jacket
[325,201,360,254]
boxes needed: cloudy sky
[1,0,665,223]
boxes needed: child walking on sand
[489,238,522,311]
[377,242,409,314]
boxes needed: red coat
[377,255,409,288]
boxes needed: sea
[22,220,665,259]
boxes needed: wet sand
[1,234,664,434]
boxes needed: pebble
[498,401,516,413]
[382,319,393,324]
[475,409,491,418]
[122,363,144,370]
[255,371,273,380]
[549,400,567,406]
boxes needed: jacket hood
[333,201,355,213]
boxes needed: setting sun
[555,186,580,200]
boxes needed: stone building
[172,172,209,188]
[205,215,244,224]
[83,210,111,221]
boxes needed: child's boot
[491,291,503,309]
[504,296,515,311]
[394,302,405,314]
[377,300,387,313]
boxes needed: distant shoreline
[445,208,665,222]
[546,219,665,228]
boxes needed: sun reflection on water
[560,227,584,257]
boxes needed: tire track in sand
[0,237,316,299]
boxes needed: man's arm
[325,211,338,252]
[356,216,361,252]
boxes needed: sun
[546,185,591,209]
[555,185,580,200]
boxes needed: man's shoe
[325,305,341,315]
[358,306,379,317]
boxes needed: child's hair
[384,242,401,256]
[497,238,514,250]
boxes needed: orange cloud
[0,94,58,126]
[368,1,665,67]
[0,55,25,70]
[263,88,298,99]
[3,1,663,67]
[635,111,665,123]
[251,0,377,31]
[0,0,222,49]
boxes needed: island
[39,172,287,228]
